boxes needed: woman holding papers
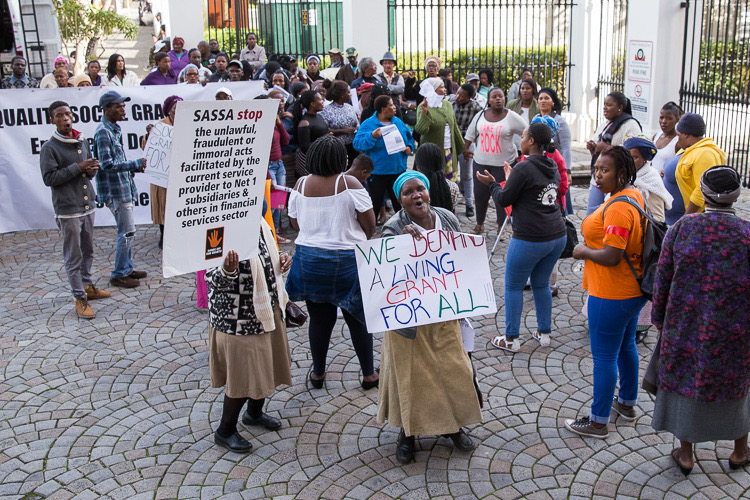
[149,95,182,250]
[378,171,482,464]
[354,95,414,219]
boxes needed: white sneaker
[491,335,519,353]
[533,331,550,347]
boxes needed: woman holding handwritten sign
[378,171,482,464]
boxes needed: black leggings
[306,300,375,377]
[473,160,507,226]
[368,174,402,213]
[216,395,265,437]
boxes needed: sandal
[472,223,485,235]
[671,448,693,476]
[491,335,519,353]
[532,331,550,347]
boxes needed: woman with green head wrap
[377,170,482,465]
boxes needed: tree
[52,0,138,75]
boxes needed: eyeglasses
[186,72,199,76]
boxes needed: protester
[206,219,293,453]
[206,39,221,70]
[414,143,456,212]
[209,54,231,82]
[54,68,73,88]
[535,87,572,213]
[565,146,647,439]
[507,68,535,101]
[103,54,139,86]
[354,94,414,220]
[404,55,441,105]
[336,47,359,85]
[328,48,344,68]
[215,87,232,100]
[650,165,750,475]
[650,101,682,173]
[378,51,404,95]
[414,77,464,182]
[198,40,211,66]
[378,170,482,464]
[180,64,201,85]
[476,121,566,352]
[477,69,494,99]
[348,58,377,90]
[448,83,483,217]
[319,80,360,165]
[40,101,110,319]
[586,92,642,214]
[623,135,673,222]
[226,60,244,82]
[285,136,378,390]
[178,50,212,83]
[141,52,178,85]
[344,154,374,185]
[167,37,189,74]
[507,78,540,151]
[293,90,329,176]
[675,112,727,215]
[663,152,687,225]
[267,95,291,236]
[464,73,486,107]
[359,82,394,122]
[1,56,39,88]
[73,74,92,87]
[464,87,526,234]
[86,60,102,86]
[93,91,148,288]
[40,56,72,88]
[304,55,324,83]
[239,32,267,72]
[438,68,459,94]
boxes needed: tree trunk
[74,39,87,75]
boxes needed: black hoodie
[488,155,566,242]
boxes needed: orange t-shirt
[581,189,645,299]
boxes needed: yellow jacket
[675,137,726,211]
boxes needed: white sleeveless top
[650,133,679,174]
[289,173,373,250]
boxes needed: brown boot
[472,223,485,234]
[85,284,111,300]
[75,298,95,319]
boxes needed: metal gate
[205,0,343,63]
[595,0,627,125]
[680,0,750,186]
[387,0,575,107]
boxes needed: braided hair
[414,143,453,212]
[599,145,637,192]
[292,90,319,130]
[306,136,348,177]
[527,122,554,155]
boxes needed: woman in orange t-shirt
[564,146,648,440]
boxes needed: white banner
[162,99,278,278]
[142,121,173,188]
[355,231,497,333]
[0,82,265,233]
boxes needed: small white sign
[627,40,653,83]
[142,121,173,188]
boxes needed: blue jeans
[268,160,286,229]
[106,199,135,278]
[458,143,475,205]
[587,182,605,215]
[587,295,647,424]
[504,235,567,339]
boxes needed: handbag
[285,301,308,328]
[641,333,662,396]
[558,217,579,259]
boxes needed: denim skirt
[285,244,365,324]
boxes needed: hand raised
[222,249,238,273]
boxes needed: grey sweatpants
[56,213,95,299]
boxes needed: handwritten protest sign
[142,121,173,188]
[162,98,278,277]
[355,231,497,333]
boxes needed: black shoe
[635,327,649,343]
[110,276,140,288]
[309,371,325,389]
[129,270,147,279]
[465,205,475,218]
[242,411,282,430]
[442,428,477,451]
[214,431,253,453]
[550,284,559,297]
[396,429,415,464]
[361,368,380,390]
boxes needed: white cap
[215,87,233,98]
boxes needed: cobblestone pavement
[1,186,750,500]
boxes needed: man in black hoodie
[40,101,111,319]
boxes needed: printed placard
[355,231,497,333]
[162,98,278,277]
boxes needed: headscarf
[538,87,563,114]
[701,165,742,206]
[172,37,185,46]
[54,56,69,66]
[163,95,184,116]
[623,135,657,161]
[424,55,442,70]
[183,63,200,73]
[356,82,374,96]
[73,74,92,86]
[306,55,321,68]
[393,171,431,198]
[422,77,443,91]
[531,114,559,139]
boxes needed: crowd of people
[27,36,750,471]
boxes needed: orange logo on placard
[205,227,224,259]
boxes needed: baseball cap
[227,60,242,69]
[215,87,233,98]
[345,47,358,58]
[99,90,131,108]
[466,73,480,82]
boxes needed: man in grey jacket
[40,100,111,319]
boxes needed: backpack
[601,195,668,300]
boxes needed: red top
[270,119,290,161]
[520,149,569,209]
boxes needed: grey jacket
[40,132,96,216]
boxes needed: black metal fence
[680,0,750,187]
[595,0,627,126]
[386,0,575,107]
[205,0,343,65]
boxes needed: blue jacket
[353,115,414,175]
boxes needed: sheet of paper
[381,124,406,155]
